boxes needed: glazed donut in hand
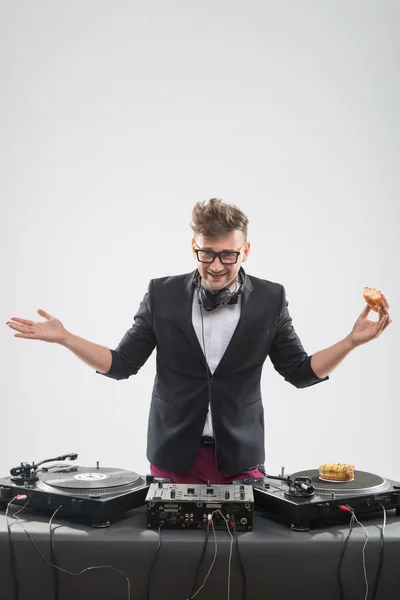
[363,287,389,312]
[319,463,355,481]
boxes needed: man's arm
[268,287,327,388]
[6,308,113,372]
[60,333,112,373]
[311,304,391,379]
[97,281,157,380]
[6,281,158,379]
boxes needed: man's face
[192,230,250,291]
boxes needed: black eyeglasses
[193,242,246,265]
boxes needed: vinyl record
[41,466,141,490]
[292,469,388,494]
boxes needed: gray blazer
[101,269,327,473]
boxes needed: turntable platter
[292,469,389,495]
[41,467,141,490]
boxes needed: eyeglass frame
[193,241,247,265]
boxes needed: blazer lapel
[179,270,208,367]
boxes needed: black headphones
[194,268,245,312]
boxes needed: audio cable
[6,497,133,599]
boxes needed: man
[6,199,391,484]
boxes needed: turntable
[0,453,151,527]
[234,467,400,531]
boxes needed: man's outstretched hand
[349,303,392,347]
[6,309,67,344]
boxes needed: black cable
[49,531,59,600]
[208,376,219,486]
[145,523,163,600]
[6,504,19,600]
[370,510,385,600]
[49,509,62,600]
[199,300,219,485]
[337,514,355,600]
[6,504,132,598]
[234,528,247,600]
[188,523,210,599]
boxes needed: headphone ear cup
[197,286,214,311]
[212,288,232,309]
[195,269,245,312]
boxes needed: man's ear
[242,241,251,263]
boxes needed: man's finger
[383,315,392,331]
[7,322,28,333]
[380,291,390,310]
[376,315,388,335]
[37,309,51,320]
[7,317,33,326]
[14,333,34,339]
[360,305,371,319]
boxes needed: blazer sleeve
[268,286,328,389]
[98,280,157,380]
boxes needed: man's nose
[211,255,225,270]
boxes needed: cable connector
[338,504,352,513]
[13,494,27,501]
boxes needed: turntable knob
[0,486,11,499]
[317,503,330,516]
[170,489,176,499]
[72,498,84,511]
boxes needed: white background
[1,1,398,481]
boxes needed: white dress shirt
[192,281,242,437]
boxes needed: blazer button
[210,377,216,383]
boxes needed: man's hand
[310,292,392,379]
[348,303,392,348]
[6,309,112,372]
[6,309,67,344]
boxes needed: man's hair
[190,198,249,240]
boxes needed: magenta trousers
[150,444,264,484]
